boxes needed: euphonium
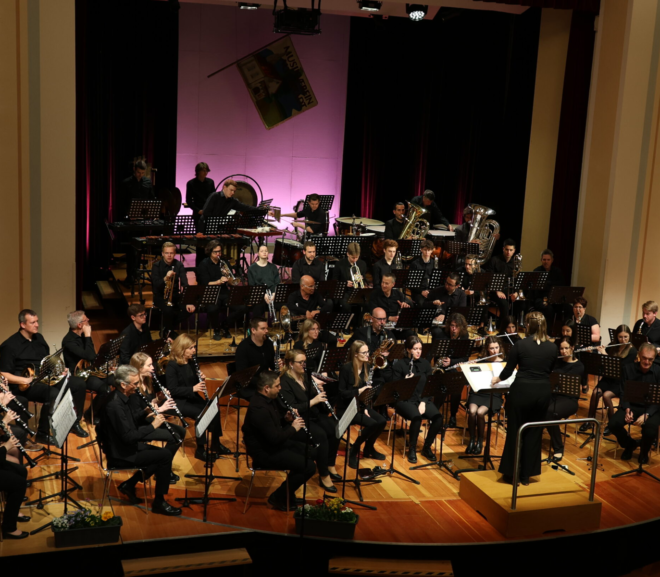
[466,204,500,266]
[399,202,430,240]
[221,260,240,285]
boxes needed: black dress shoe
[152,500,182,516]
[72,423,89,438]
[362,448,386,460]
[551,453,564,463]
[2,531,29,539]
[319,478,337,493]
[621,441,639,461]
[212,330,222,341]
[639,453,650,465]
[17,515,31,523]
[211,442,232,456]
[521,477,530,486]
[579,423,592,433]
[118,481,141,505]
[222,328,232,339]
[348,446,360,469]
[421,446,437,462]
[603,426,611,436]
[267,494,295,512]
[448,416,457,429]
[329,472,343,481]
[407,448,418,464]
[466,438,476,454]
[194,448,218,462]
[473,440,483,456]
[34,432,56,446]
[169,472,180,484]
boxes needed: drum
[366,225,385,238]
[273,239,303,267]
[336,217,384,236]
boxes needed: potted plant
[51,507,122,548]
[294,498,359,539]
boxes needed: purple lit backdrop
[176,4,350,224]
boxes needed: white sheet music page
[336,398,358,439]
[196,399,219,438]
[462,362,516,393]
[51,390,77,448]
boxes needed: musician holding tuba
[384,202,407,240]
[0,309,88,444]
[410,190,453,231]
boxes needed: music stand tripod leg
[338,420,380,509]
[372,409,420,485]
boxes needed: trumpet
[266,289,277,320]
[350,264,365,289]
[151,372,188,428]
[134,388,182,444]
[0,377,33,418]
[191,357,210,401]
[0,420,37,468]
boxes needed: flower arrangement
[295,498,358,524]
[52,507,121,532]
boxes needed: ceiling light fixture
[406,4,427,21]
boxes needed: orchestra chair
[223,362,250,431]
[242,450,289,514]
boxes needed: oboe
[134,388,182,444]
[0,377,34,418]
[278,393,318,447]
[191,357,209,401]
[310,376,338,420]
[151,372,188,428]
[0,420,37,468]
[0,402,35,435]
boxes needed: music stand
[318,347,350,375]
[397,239,421,259]
[513,271,548,295]
[444,240,481,256]
[347,287,373,306]
[611,381,660,483]
[204,216,238,235]
[316,312,353,334]
[139,338,168,367]
[127,199,161,221]
[369,377,421,485]
[304,194,334,213]
[394,306,438,333]
[632,333,649,350]
[273,283,298,304]
[575,324,594,349]
[316,279,346,302]
[429,339,473,365]
[607,328,617,344]
[548,286,585,306]
[429,270,464,290]
[236,211,268,230]
[444,306,487,328]
[182,285,222,348]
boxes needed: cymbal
[293,220,321,225]
[336,217,384,226]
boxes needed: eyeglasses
[373,317,387,322]
[212,249,222,254]
[135,313,147,318]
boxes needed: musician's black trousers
[142,423,186,453]
[255,440,317,503]
[154,296,191,333]
[175,396,223,446]
[544,395,578,453]
[609,405,660,457]
[0,460,28,533]
[396,400,443,449]
[351,407,386,451]
[113,446,174,496]
[205,293,248,330]
[291,415,340,476]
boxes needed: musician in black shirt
[196,240,247,340]
[484,239,518,332]
[409,239,436,306]
[186,162,215,231]
[632,301,660,353]
[332,242,368,328]
[453,206,473,243]
[384,202,406,240]
[347,308,395,353]
[293,319,336,374]
[568,297,601,345]
[532,250,567,330]
[368,273,413,341]
[242,370,314,511]
[117,160,154,219]
[281,194,327,236]
[235,318,278,399]
[426,272,467,340]
[410,190,452,230]
[291,242,325,283]
[119,304,153,365]
[202,179,268,220]
[0,309,87,443]
[372,239,398,289]
[286,275,333,318]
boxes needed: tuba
[399,202,430,241]
[466,204,500,266]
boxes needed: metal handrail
[511,417,600,510]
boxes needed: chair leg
[142,470,149,514]
[243,471,256,514]
[101,472,113,517]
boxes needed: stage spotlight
[406,4,427,21]
[273,0,321,35]
[238,3,261,9]
[358,0,382,11]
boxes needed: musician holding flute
[279,349,341,493]
[165,334,231,461]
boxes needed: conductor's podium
[459,469,602,538]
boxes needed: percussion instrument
[366,225,385,238]
[336,216,384,236]
[273,238,304,267]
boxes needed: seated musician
[457,254,488,331]
[347,307,396,354]
[383,202,406,240]
[372,239,398,289]
[291,241,325,283]
[279,349,341,493]
[248,245,281,320]
[152,242,195,338]
[426,272,467,340]
[98,365,181,516]
[332,242,368,329]
[465,337,505,456]
[186,162,215,231]
[338,341,387,469]
[165,334,231,460]
[119,304,153,365]
[531,249,567,331]
[435,312,471,428]
[0,424,29,539]
[286,275,334,321]
[607,343,660,464]
[561,319,577,347]
[409,239,436,306]
[543,338,583,463]
[568,296,601,403]
[235,318,279,400]
[293,319,336,374]
[367,273,413,341]
[392,335,443,463]
[0,390,31,457]
[410,190,453,231]
[196,240,247,340]
[632,301,660,356]
[62,310,113,425]
[503,316,522,345]
[453,206,474,243]
[281,193,327,236]
[202,179,270,219]
[242,370,316,511]
[0,309,88,444]
[484,238,518,332]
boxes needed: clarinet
[0,377,34,418]
[0,420,37,468]
[151,372,189,428]
[278,393,318,447]
[191,357,210,401]
[310,376,338,420]
[0,402,35,436]
[134,388,182,444]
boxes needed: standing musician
[332,242,368,327]
[293,319,334,374]
[0,424,29,539]
[531,249,567,330]
[338,341,387,469]
[543,338,583,463]
[491,312,556,485]
[62,311,113,425]
[384,202,407,240]
[607,342,660,464]
[368,273,413,341]
[435,312,471,428]
[98,365,181,516]
[165,334,231,460]
[279,349,341,493]
[632,301,660,354]
[281,194,326,236]
[286,274,334,319]
[291,241,325,284]
[196,240,248,340]
[242,370,315,511]
[118,159,154,218]
[0,309,88,443]
[392,336,443,464]
[248,245,281,320]
[484,238,519,331]
[465,337,506,456]
[129,352,185,484]
[186,162,215,231]
[426,272,467,339]
[410,190,453,230]
[409,239,436,306]
[202,179,271,219]
[152,242,195,338]
[372,239,398,289]
[235,318,279,400]
[119,304,153,365]
[453,206,474,243]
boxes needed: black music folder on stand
[548,286,585,306]
[429,270,464,290]
[581,352,622,447]
[513,271,548,295]
[318,347,350,374]
[444,306,487,327]
[127,199,162,221]
[204,215,238,234]
[316,312,353,333]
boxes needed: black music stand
[443,306,487,328]
[127,199,162,221]
[444,240,481,257]
[236,211,267,230]
[139,338,168,370]
[429,338,473,366]
[204,215,238,235]
[316,312,353,334]
[429,270,464,290]
[575,324,594,349]
[316,279,346,302]
[548,286,585,306]
[410,372,464,479]
[273,283,298,304]
[632,333,649,350]
[182,285,222,348]
[166,214,197,236]
[347,287,373,306]
[540,372,581,476]
[607,328,617,344]
[394,306,438,334]
[513,271,548,296]
[397,239,421,259]
[318,347,350,375]
[370,377,421,485]
[304,194,334,213]
[580,352,622,447]
[319,236,349,259]
[611,381,660,483]
[471,272,507,296]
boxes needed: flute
[278,393,318,447]
[151,372,189,428]
[0,420,37,468]
[134,388,182,444]
[0,377,34,418]
[0,402,36,436]
[563,343,623,357]
[434,352,503,374]
[191,357,209,401]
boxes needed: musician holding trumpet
[247,244,281,321]
[332,242,368,329]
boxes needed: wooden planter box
[294,514,358,539]
[52,518,122,548]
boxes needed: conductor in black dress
[491,311,556,485]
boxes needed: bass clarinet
[151,372,189,428]
[0,419,37,468]
[191,357,210,401]
[134,388,182,444]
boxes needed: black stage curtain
[547,10,595,276]
[341,9,541,251]
[75,0,178,302]
[475,0,599,13]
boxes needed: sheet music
[462,362,516,393]
[336,398,357,439]
[52,372,71,412]
[51,390,76,448]
[196,398,219,438]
